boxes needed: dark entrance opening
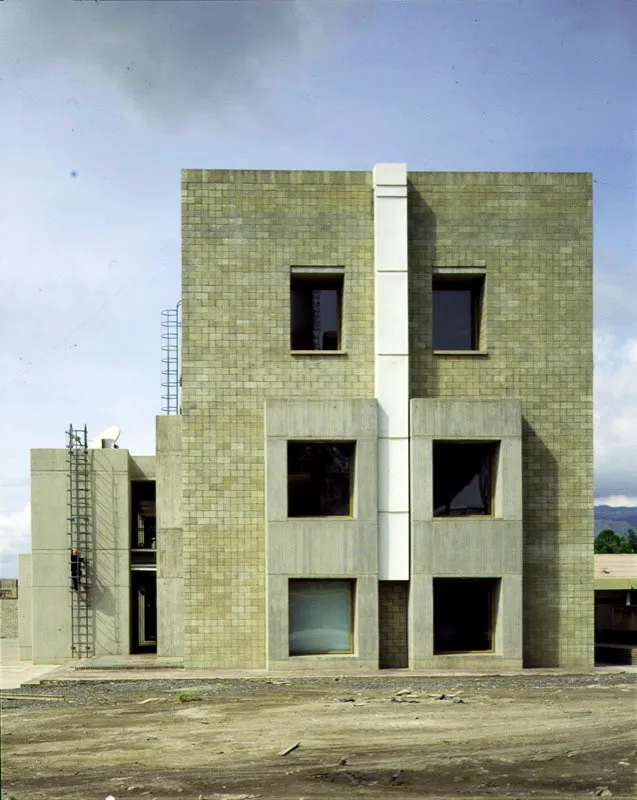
[433,578,499,654]
[131,570,157,654]
[130,481,157,654]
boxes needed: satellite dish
[89,425,121,449]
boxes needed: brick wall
[180,168,593,669]
[408,172,594,668]
[378,581,409,668]
[1,598,19,638]
[181,170,375,668]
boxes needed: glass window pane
[288,442,353,517]
[289,580,353,655]
[317,288,338,349]
[433,288,474,350]
[290,277,341,350]
[433,442,495,516]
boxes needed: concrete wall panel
[267,522,377,575]
[18,555,32,659]
[156,415,183,658]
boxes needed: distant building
[19,164,593,669]
[1,578,19,639]
[594,554,637,664]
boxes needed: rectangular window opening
[289,579,354,655]
[291,274,343,351]
[433,578,499,654]
[433,441,498,517]
[288,441,354,517]
[432,275,484,351]
[130,481,156,550]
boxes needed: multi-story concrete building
[18,164,594,670]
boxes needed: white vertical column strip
[373,163,409,580]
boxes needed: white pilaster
[373,163,409,580]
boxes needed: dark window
[287,441,354,517]
[434,578,499,653]
[432,276,484,350]
[289,579,354,655]
[291,275,342,351]
[130,481,156,549]
[433,441,497,517]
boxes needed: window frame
[289,268,344,353]
[432,440,499,519]
[432,271,485,353]
[286,440,356,519]
[288,578,355,656]
[433,578,499,655]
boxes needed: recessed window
[289,579,354,655]
[288,441,354,517]
[291,274,343,351]
[432,275,484,350]
[434,578,499,653]
[433,441,498,517]
[130,481,156,549]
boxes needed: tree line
[594,528,637,554]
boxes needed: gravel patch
[2,671,635,710]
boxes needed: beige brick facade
[408,172,593,667]
[181,170,375,667]
[378,582,409,668]
[179,168,593,669]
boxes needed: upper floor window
[291,274,343,351]
[130,481,156,549]
[288,441,354,517]
[432,274,484,351]
[433,441,498,517]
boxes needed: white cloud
[0,503,31,579]
[595,496,637,508]
[594,333,637,498]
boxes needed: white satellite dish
[89,425,121,449]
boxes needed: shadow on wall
[521,419,560,667]
[407,182,437,397]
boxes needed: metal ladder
[161,301,181,414]
[66,425,93,658]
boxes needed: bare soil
[1,674,636,800]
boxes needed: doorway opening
[130,480,157,654]
[131,569,157,653]
[433,578,499,654]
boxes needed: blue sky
[1,0,635,575]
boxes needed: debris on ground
[435,693,466,703]
[279,742,301,756]
[2,673,635,799]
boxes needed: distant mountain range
[594,506,637,537]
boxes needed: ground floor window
[288,579,354,655]
[433,578,499,653]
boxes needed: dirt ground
[1,674,636,800]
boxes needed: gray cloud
[2,0,332,123]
